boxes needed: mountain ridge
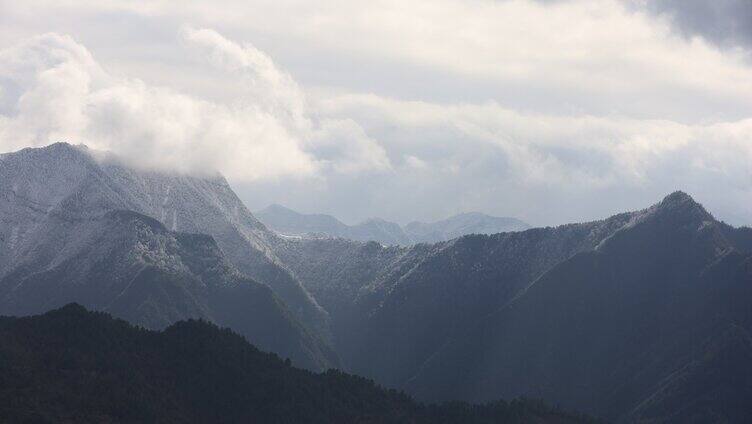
[401,191,752,421]
[271,190,752,422]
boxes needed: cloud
[633,0,752,49]
[53,0,751,122]
[6,0,752,121]
[404,155,428,170]
[0,29,390,181]
[1,1,751,226]
[320,95,752,186]
[300,93,752,224]
[180,26,309,132]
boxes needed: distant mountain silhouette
[257,204,412,245]
[405,212,531,242]
[256,204,529,245]
[0,304,596,424]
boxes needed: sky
[0,0,751,226]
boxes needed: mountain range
[2,143,752,422]
[255,204,530,245]
[272,192,752,422]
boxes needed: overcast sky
[1,0,751,226]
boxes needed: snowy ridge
[0,143,330,346]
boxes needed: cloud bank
[1,0,751,225]
[310,94,752,224]
[0,28,389,181]
[637,0,752,48]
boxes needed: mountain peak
[40,141,90,155]
[3,141,86,158]
[261,204,298,214]
[656,191,712,219]
[47,141,77,149]
[661,190,694,205]
[54,302,89,315]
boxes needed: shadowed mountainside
[275,192,752,422]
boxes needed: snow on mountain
[0,142,333,358]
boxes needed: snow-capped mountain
[0,143,335,369]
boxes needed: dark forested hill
[0,304,595,424]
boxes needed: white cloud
[0,29,390,181]
[404,155,428,170]
[311,93,752,223]
[10,0,749,121]
[308,119,392,174]
[180,26,309,133]
[322,93,752,184]
[1,1,751,225]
